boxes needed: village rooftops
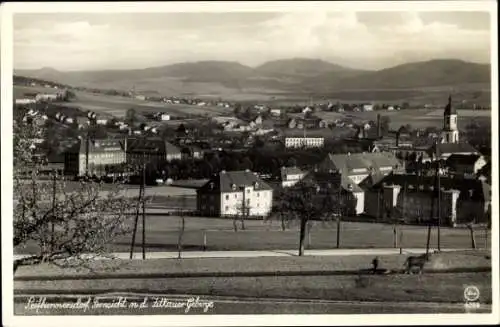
[283,129,332,138]
[198,170,273,193]
[303,171,364,193]
[126,137,181,154]
[66,138,125,154]
[324,152,402,173]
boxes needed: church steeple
[441,95,459,144]
[444,94,456,116]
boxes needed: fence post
[203,231,207,251]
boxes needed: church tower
[440,95,459,144]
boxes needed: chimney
[377,114,381,139]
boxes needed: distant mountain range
[15,58,490,96]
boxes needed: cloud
[13,12,491,71]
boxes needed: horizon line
[13,57,491,74]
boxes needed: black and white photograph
[1,1,498,326]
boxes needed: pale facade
[285,137,324,148]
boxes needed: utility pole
[50,171,57,252]
[437,160,441,252]
[141,150,146,260]
[336,185,342,249]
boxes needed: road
[13,247,471,261]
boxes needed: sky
[13,11,492,71]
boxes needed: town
[14,75,492,228]
[8,7,495,318]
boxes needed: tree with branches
[270,179,351,256]
[13,118,136,273]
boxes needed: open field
[14,85,233,118]
[311,108,491,130]
[15,215,491,255]
[13,249,492,314]
[14,250,491,278]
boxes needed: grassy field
[14,215,491,255]
[14,250,491,278]
[14,85,233,118]
[312,108,491,130]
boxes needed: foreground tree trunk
[298,216,307,256]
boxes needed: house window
[247,189,250,194]
[234,194,237,199]
[225,194,229,200]
[257,193,260,198]
[225,206,229,211]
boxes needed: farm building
[280,166,307,188]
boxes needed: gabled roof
[303,171,364,193]
[126,137,181,155]
[198,170,273,193]
[446,154,482,167]
[323,152,402,173]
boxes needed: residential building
[160,113,171,121]
[36,93,59,102]
[64,138,126,177]
[125,137,182,169]
[15,98,37,105]
[269,109,281,117]
[363,173,491,227]
[280,166,307,188]
[283,130,325,148]
[196,170,274,217]
[362,104,374,111]
[446,154,487,179]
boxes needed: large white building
[196,170,274,218]
[283,130,326,148]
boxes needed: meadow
[14,85,233,119]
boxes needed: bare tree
[13,119,135,273]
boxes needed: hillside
[255,58,364,77]
[308,59,490,91]
[15,59,491,99]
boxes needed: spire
[444,94,456,116]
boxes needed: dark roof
[446,154,482,167]
[370,173,491,202]
[444,95,457,116]
[198,170,273,193]
[67,138,125,154]
[283,129,331,137]
[126,137,181,155]
[303,171,364,193]
[434,143,478,156]
[322,152,402,173]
